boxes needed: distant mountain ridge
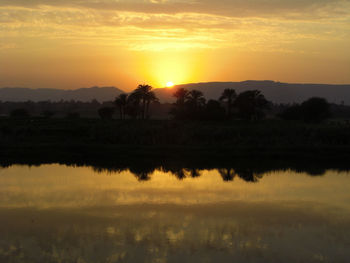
[0,86,125,102]
[1,81,350,104]
[154,81,350,105]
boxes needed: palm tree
[125,92,142,119]
[133,84,158,119]
[218,168,236,181]
[129,167,154,181]
[234,168,264,183]
[145,91,159,119]
[188,168,201,178]
[187,90,206,120]
[173,88,189,105]
[234,90,269,120]
[174,169,187,180]
[187,90,206,109]
[114,93,128,120]
[170,88,190,119]
[219,89,236,117]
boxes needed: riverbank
[1,118,350,165]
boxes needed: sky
[0,0,349,91]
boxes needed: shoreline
[1,143,350,172]
[1,118,350,170]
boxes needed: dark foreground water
[0,164,350,263]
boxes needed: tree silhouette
[234,168,264,182]
[170,88,190,119]
[205,100,225,120]
[144,91,159,119]
[219,89,236,117]
[301,97,330,122]
[173,88,189,105]
[187,90,206,109]
[114,94,128,120]
[173,169,187,180]
[188,168,201,178]
[218,168,236,181]
[133,84,158,119]
[125,92,142,119]
[279,98,331,122]
[234,90,269,120]
[171,89,228,120]
[186,90,206,119]
[129,166,155,181]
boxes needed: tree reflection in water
[1,160,350,183]
[86,164,332,183]
[0,163,350,262]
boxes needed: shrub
[301,97,331,122]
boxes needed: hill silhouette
[0,86,124,102]
[154,81,350,105]
[1,81,350,104]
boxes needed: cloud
[0,0,349,52]
[1,0,350,18]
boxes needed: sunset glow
[0,0,349,90]
[2,2,350,262]
[166,82,174,88]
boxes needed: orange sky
[0,0,349,91]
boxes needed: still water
[0,164,349,262]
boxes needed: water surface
[0,165,349,262]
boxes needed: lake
[0,164,349,262]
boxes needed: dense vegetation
[2,85,350,121]
[2,154,349,183]
[1,118,350,182]
[1,84,350,163]
[1,118,350,161]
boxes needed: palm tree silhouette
[188,168,201,178]
[145,91,159,119]
[129,167,155,181]
[234,90,269,120]
[133,84,158,119]
[218,168,236,181]
[126,92,142,119]
[187,90,206,109]
[174,169,187,180]
[234,168,264,182]
[114,93,128,120]
[219,89,236,117]
[171,88,190,119]
[173,88,189,105]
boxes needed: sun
[166,81,174,88]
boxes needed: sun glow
[137,51,200,90]
[166,82,174,88]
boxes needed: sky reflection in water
[0,165,349,262]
